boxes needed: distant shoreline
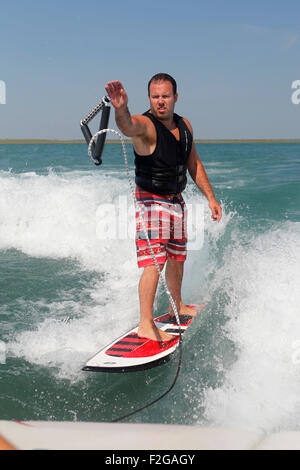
[0,139,300,144]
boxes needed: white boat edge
[1,420,300,450]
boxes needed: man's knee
[143,262,165,275]
[166,258,185,268]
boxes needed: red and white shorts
[135,186,188,268]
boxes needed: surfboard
[82,308,197,373]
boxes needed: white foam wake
[202,222,300,433]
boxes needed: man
[105,74,222,342]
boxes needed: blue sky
[0,0,300,139]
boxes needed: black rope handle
[80,96,111,165]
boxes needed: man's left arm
[184,119,222,222]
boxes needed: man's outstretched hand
[105,81,128,110]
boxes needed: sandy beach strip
[0,139,300,144]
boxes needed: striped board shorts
[135,186,187,268]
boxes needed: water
[0,141,300,434]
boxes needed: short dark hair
[148,73,177,96]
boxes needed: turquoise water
[0,142,300,433]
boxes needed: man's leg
[165,259,198,317]
[137,264,175,341]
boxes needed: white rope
[81,96,110,125]
[88,128,182,332]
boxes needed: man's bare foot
[179,303,198,317]
[138,321,175,342]
[170,302,199,317]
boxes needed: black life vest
[134,111,193,195]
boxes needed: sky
[0,0,300,139]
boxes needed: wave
[200,221,300,433]
[3,169,300,434]
[2,170,229,380]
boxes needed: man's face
[149,80,178,121]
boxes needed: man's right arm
[105,81,148,138]
[115,106,149,138]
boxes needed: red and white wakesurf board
[82,307,197,373]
